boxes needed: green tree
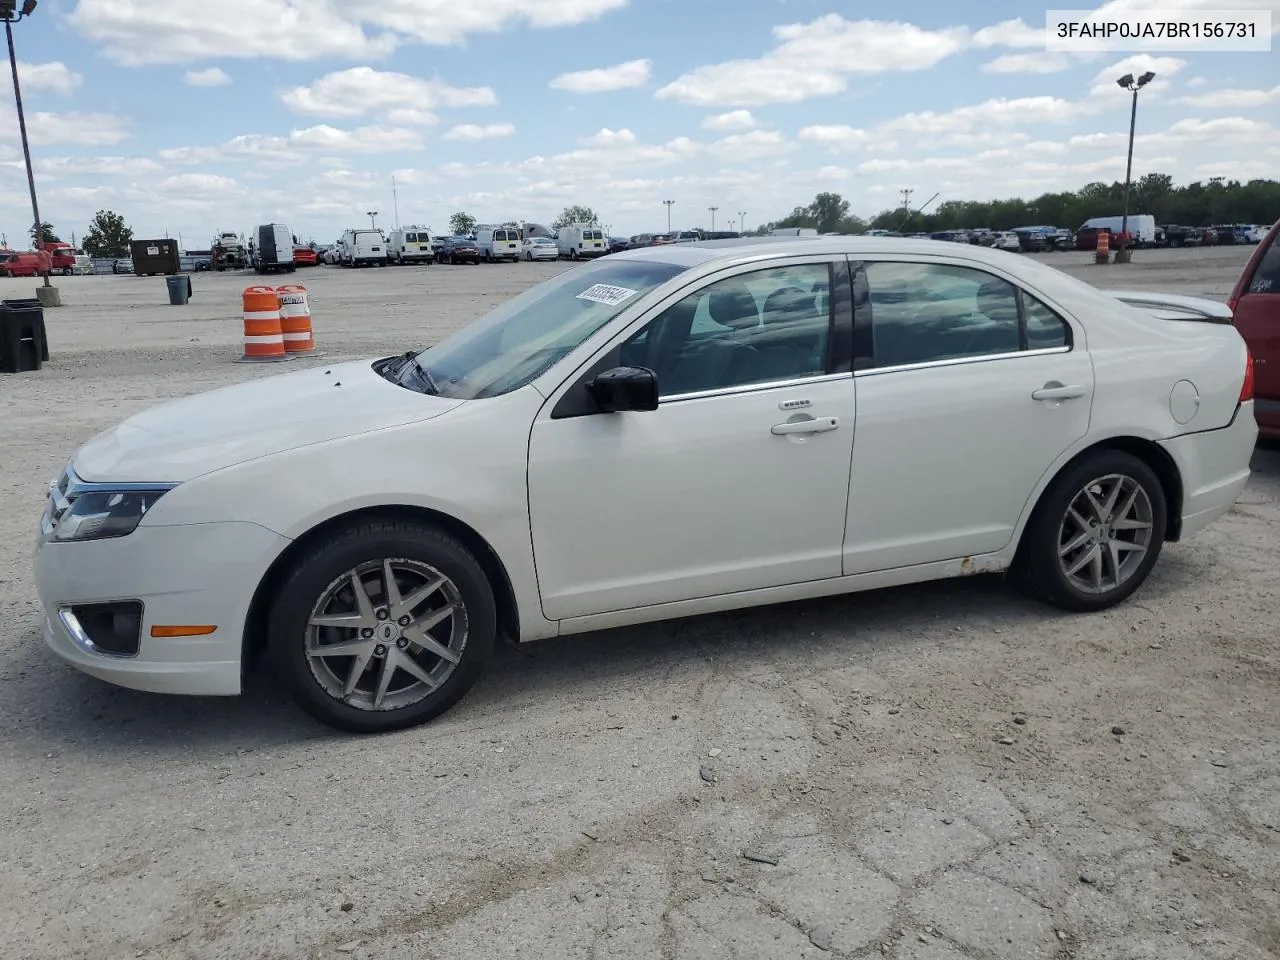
[448,211,477,236]
[81,210,132,258]
[30,222,60,245]
[552,205,599,229]
[808,192,851,234]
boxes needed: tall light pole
[738,210,747,235]
[662,199,675,234]
[367,210,379,229]
[3,0,58,304]
[1115,70,1155,263]
[708,206,718,232]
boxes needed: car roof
[607,235,1044,269]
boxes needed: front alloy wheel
[269,518,497,732]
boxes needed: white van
[1079,214,1156,247]
[555,223,606,260]
[475,225,520,262]
[339,228,387,267]
[388,226,433,265]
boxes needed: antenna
[392,176,400,229]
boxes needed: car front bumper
[35,520,290,696]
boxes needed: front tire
[268,518,497,733]
[1013,450,1166,612]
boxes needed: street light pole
[708,206,718,232]
[1115,70,1154,263]
[663,199,675,234]
[738,210,746,235]
[367,210,379,229]
[4,0,58,303]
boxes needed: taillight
[1240,349,1254,403]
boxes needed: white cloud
[656,16,968,106]
[982,53,1072,74]
[1185,76,1207,88]
[157,173,241,196]
[711,130,791,161]
[37,155,165,176]
[68,0,632,65]
[184,67,231,87]
[0,109,132,146]
[581,128,637,147]
[549,59,651,93]
[701,110,759,132]
[797,125,870,151]
[442,123,516,141]
[281,67,496,123]
[882,96,1093,136]
[160,124,425,165]
[971,18,1043,48]
[1178,84,1280,109]
[1091,0,1280,36]
[67,0,396,66]
[16,62,82,95]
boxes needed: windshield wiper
[397,350,438,395]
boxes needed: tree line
[769,176,1280,236]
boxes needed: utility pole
[663,199,675,234]
[4,0,60,305]
[392,176,400,229]
[900,188,914,217]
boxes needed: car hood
[73,359,462,483]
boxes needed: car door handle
[771,417,839,436]
[1031,383,1087,401]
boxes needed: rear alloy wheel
[1014,450,1166,612]
[268,519,497,733]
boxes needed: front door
[1233,227,1280,412]
[843,258,1094,575]
[528,258,856,621]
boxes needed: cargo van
[388,226,433,265]
[1078,215,1156,248]
[253,223,296,274]
[339,228,387,267]
[555,223,606,260]
[475,225,520,262]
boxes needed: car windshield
[410,258,687,400]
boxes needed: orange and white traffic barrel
[276,284,319,355]
[1094,230,1111,264]
[236,285,292,363]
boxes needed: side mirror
[586,366,659,413]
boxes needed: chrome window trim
[853,345,1071,378]
[662,371,852,404]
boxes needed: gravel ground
[3,245,1277,960]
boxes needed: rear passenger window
[1022,293,1071,349]
[864,262,1021,367]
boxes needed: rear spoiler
[1106,289,1233,324]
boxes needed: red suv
[0,249,53,278]
[1229,219,1280,438]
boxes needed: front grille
[65,601,144,657]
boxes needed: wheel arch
[1015,435,1184,562]
[241,504,521,681]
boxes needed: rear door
[843,257,1094,575]
[1232,221,1280,425]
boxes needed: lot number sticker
[577,283,638,307]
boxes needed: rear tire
[268,518,497,734]
[1013,449,1167,612]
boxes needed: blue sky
[1,0,1277,246]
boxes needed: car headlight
[49,488,172,543]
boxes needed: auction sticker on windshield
[576,284,638,307]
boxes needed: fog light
[59,601,143,657]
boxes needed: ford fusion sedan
[35,238,1257,733]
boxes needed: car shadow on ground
[9,553,1210,759]
[9,442,1272,758]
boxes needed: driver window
[620,263,832,397]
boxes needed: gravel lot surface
[3,245,1277,960]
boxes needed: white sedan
[521,237,560,261]
[34,238,1257,733]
